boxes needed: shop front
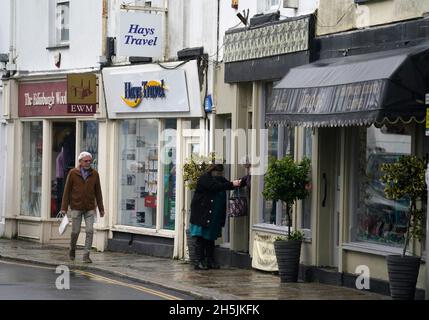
[3,74,103,246]
[219,14,316,269]
[102,60,205,259]
[267,37,429,294]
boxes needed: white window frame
[55,0,70,45]
[114,118,179,236]
[258,82,297,229]
[348,124,417,253]
[300,127,313,234]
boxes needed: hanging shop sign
[117,11,163,58]
[67,73,97,114]
[252,232,278,272]
[19,81,68,117]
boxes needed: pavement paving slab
[0,239,390,300]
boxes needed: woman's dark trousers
[194,236,208,270]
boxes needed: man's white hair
[78,151,93,161]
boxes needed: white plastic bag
[58,213,69,236]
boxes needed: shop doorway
[317,127,341,268]
[51,122,76,218]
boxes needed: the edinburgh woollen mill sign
[117,11,163,58]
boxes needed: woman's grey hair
[78,151,92,161]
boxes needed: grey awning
[266,45,429,127]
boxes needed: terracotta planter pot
[274,240,302,282]
[386,255,421,300]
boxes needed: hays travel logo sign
[122,80,167,108]
[117,11,163,58]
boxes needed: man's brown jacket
[61,167,105,212]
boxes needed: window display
[118,119,159,228]
[21,122,43,217]
[354,124,412,246]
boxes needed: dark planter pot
[274,240,302,283]
[386,255,421,300]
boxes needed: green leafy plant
[183,152,224,191]
[275,230,305,242]
[380,155,427,257]
[263,156,311,240]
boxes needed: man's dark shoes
[194,261,208,270]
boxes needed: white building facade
[0,0,11,238]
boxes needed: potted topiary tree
[380,155,426,300]
[263,155,311,282]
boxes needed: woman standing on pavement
[190,164,242,270]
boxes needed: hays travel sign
[103,68,190,118]
[122,80,167,108]
[117,11,163,58]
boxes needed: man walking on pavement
[60,151,105,263]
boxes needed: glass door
[51,122,76,218]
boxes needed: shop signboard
[252,232,278,272]
[67,73,97,114]
[103,68,190,118]
[19,81,68,117]
[117,11,163,58]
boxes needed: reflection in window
[118,119,159,228]
[263,125,295,226]
[21,122,43,217]
[355,124,412,246]
[80,121,99,170]
[163,119,177,230]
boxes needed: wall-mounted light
[54,52,62,68]
[237,9,249,26]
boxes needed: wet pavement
[0,239,389,300]
[0,259,192,300]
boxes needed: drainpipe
[163,0,169,61]
[9,0,16,69]
[101,0,108,59]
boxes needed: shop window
[80,121,99,170]
[21,122,43,217]
[162,119,177,230]
[301,127,312,230]
[56,1,70,44]
[353,124,412,247]
[118,119,159,228]
[51,122,76,218]
[262,125,295,226]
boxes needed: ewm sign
[118,11,163,58]
[67,74,97,115]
